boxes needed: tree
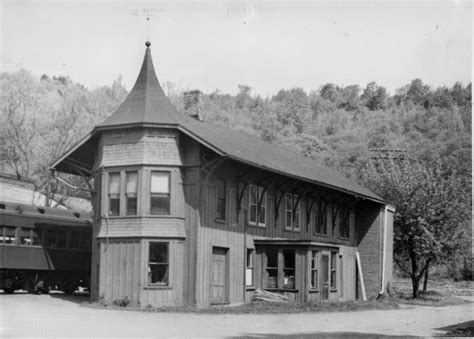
[361,82,387,110]
[359,159,471,298]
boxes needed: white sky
[1,0,472,96]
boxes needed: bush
[112,297,130,307]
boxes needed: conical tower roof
[97,42,181,129]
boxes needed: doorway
[210,247,229,304]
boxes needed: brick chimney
[183,90,203,121]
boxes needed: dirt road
[1,294,473,337]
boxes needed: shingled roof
[51,43,384,204]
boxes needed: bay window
[108,172,121,216]
[150,172,170,215]
[126,171,138,215]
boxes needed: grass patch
[84,298,399,314]
[390,278,473,307]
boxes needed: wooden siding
[98,238,141,305]
[140,240,184,307]
[195,227,245,307]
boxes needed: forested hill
[0,70,471,195]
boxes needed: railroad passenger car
[0,201,92,294]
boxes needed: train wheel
[3,278,15,294]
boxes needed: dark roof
[51,43,384,204]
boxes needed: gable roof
[51,43,384,204]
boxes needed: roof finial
[145,41,151,47]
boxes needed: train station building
[51,42,394,308]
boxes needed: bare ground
[1,293,473,338]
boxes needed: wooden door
[321,254,329,300]
[210,247,228,304]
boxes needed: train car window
[20,228,32,245]
[56,231,67,248]
[4,226,16,245]
[32,229,42,246]
[80,232,92,250]
[46,229,56,247]
[70,231,81,249]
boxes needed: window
[56,231,67,248]
[245,249,254,286]
[3,226,16,245]
[316,201,328,235]
[20,228,32,245]
[126,171,138,215]
[330,252,337,289]
[31,229,42,246]
[339,208,350,238]
[148,242,169,285]
[283,251,295,289]
[150,172,170,215]
[311,250,319,289]
[108,172,121,216]
[285,194,300,231]
[266,249,278,288]
[216,178,226,220]
[46,229,56,247]
[249,185,266,227]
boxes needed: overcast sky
[1,0,472,96]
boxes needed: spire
[97,42,181,128]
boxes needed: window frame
[339,208,351,239]
[245,248,254,287]
[282,250,296,289]
[263,248,297,291]
[108,172,121,216]
[1,226,17,246]
[284,194,301,232]
[315,200,328,235]
[147,242,169,286]
[265,249,278,289]
[150,171,171,216]
[248,185,266,227]
[330,252,337,290]
[216,177,227,221]
[310,250,319,290]
[125,171,138,216]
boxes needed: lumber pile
[251,289,289,303]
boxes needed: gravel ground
[1,294,473,338]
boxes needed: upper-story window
[315,200,328,235]
[216,178,226,221]
[126,171,138,215]
[339,208,351,238]
[150,171,170,215]
[285,194,300,231]
[249,185,266,227]
[108,172,121,216]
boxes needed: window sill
[330,289,338,293]
[284,229,301,233]
[314,233,329,237]
[309,289,320,293]
[247,223,266,228]
[215,218,227,224]
[264,288,298,293]
[245,286,256,291]
[338,236,350,241]
[144,286,172,290]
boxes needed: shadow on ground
[436,320,474,337]
[227,332,414,338]
[48,292,90,305]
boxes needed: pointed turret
[97,41,181,129]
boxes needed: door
[321,254,329,300]
[210,247,228,304]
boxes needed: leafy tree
[361,82,387,110]
[359,159,471,297]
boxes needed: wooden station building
[51,42,394,308]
